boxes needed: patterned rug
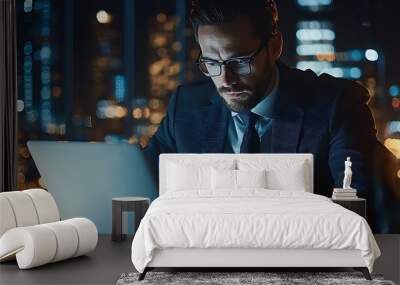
[116,271,396,285]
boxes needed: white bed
[131,154,380,280]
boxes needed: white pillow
[237,169,267,189]
[166,160,236,192]
[167,162,210,191]
[211,168,236,189]
[238,159,308,192]
[266,164,307,191]
[211,168,267,190]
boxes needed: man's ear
[268,31,283,60]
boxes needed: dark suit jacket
[143,61,399,231]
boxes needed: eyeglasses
[196,39,268,77]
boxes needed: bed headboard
[159,153,314,195]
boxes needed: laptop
[27,141,158,234]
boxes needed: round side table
[112,197,150,242]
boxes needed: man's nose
[220,65,238,87]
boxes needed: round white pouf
[0,189,60,238]
[0,196,17,237]
[0,191,39,227]
[24,188,60,223]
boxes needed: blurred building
[18,0,66,189]
[285,0,400,169]
[292,0,390,140]
[17,0,202,189]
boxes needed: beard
[216,62,277,112]
[218,60,277,113]
[218,85,261,113]
[221,91,255,112]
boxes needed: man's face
[197,16,280,112]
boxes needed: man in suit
[143,0,399,231]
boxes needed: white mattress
[131,190,380,273]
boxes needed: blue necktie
[239,111,260,153]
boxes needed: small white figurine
[342,157,353,189]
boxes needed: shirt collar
[231,65,280,119]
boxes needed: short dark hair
[190,0,279,42]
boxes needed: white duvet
[131,190,380,273]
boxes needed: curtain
[0,0,18,192]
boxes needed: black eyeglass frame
[196,37,270,77]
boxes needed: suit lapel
[270,62,304,153]
[200,94,230,153]
[271,109,303,153]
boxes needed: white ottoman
[0,189,98,269]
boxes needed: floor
[0,235,134,285]
[373,234,400,284]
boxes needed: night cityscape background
[16,0,400,231]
